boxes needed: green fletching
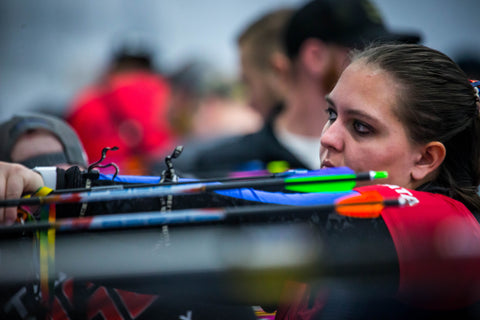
[285,174,357,192]
[284,171,388,193]
[287,181,356,192]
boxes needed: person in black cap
[0,113,88,170]
[283,0,420,58]
[175,0,421,178]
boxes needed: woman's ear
[411,141,446,182]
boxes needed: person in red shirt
[66,46,176,175]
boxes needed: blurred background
[1,0,479,121]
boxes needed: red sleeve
[354,184,480,309]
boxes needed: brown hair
[237,8,294,71]
[353,43,480,212]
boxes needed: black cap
[285,0,421,59]
[0,113,88,168]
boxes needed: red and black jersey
[275,184,480,320]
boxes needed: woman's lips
[321,160,335,168]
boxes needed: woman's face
[320,60,422,189]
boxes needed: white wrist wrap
[33,166,57,189]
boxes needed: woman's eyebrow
[325,94,382,125]
[345,109,378,122]
[325,95,336,108]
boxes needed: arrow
[0,191,408,234]
[55,167,346,193]
[0,168,388,208]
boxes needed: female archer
[275,43,480,319]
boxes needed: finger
[1,163,44,225]
[5,174,24,225]
[20,167,44,195]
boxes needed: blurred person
[175,0,421,178]
[189,79,262,139]
[237,7,294,120]
[171,8,294,178]
[66,41,177,176]
[167,61,261,141]
[0,112,88,171]
[0,115,257,319]
[153,66,263,176]
[167,61,210,138]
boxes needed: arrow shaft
[0,198,405,235]
[54,170,302,194]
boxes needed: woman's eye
[353,120,372,135]
[326,108,337,121]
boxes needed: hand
[0,161,44,225]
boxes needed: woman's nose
[320,121,343,152]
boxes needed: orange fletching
[335,190,384,218]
